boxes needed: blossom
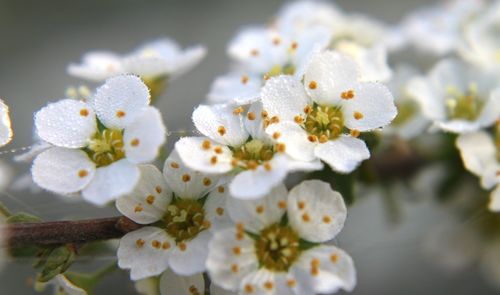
[207,26,330,104]
[261,50,396,173]
[383,64,428,139]
[31,75,166,206]
[35,274,87,295]
[401,0,484,55]
[207,180,356,294]
[408,59,500,134]
[0,99,13,147]
[456,131,500,211]
[116,151,232,280]
[175,101,323,199]
[68,38,206,82]
[460,1,500,70]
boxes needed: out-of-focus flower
[402,0,484,55]
[208,26,330,104]
[68,38,206,82]
[35,274,87,295]
[460,1,500,70]
[175,101,323,199]
[456,131,500,211]
[32,75,167,206]
[383,64,428,139]
[116,151,232,280]
[0,99,13,147]
[408,59,500,134]
[261,50,396,173]
[207,180,356,294]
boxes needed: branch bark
[6,216,142,248]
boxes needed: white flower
[402,0,484,55]
[0,99,13,147]
[460,1,500,70]
[31,75,167,206]
[408,58,500,134]
[175,101,323,199]
[383,64,428,139]
[207,180,356,294]
[261,50,396,173]
[68,38,206,82]
[116,151,233,280]
[207,26,331,104]
[275,1,341,35]
[43,274,87,295]
[456,131,500,211]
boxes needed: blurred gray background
[0,0,497,294]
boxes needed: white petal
[14,141,52,163]
[32,147,95,195]
[229,155,289,200]
[67,51,124,81]
[456,132,497,178]
[342,82,397,131]
[0,100,13,147]
[244,101,271,142]
[35,99,96,148]
[124,106,167,164]
[159,270,205,295]
[477,87,500,129]
[82,159,140,206]
[170,45,207,79]
[169,231,211,276]
[261,76,310,122]
[206,228,259,291]
[116,165,172,224]
[118,227,174,281]
[304,50,359,106]
[163,150,221,199]
[53,275,86,295]
[434,120,481,133]
[489,186,500,212]
[238,268,277,295]
[175,137,233,174]
[295,245,356,293]
[265,122,316,162]
[122,56,170,78]
[226,184,287,233]
[193,104,249,147]
[93,75,150,130]
[314,135,370,173]
[207,73,261,105]
[406,77,446,121]
[204,184,233,232]
[286,158,324,172]
[287,180,347,242]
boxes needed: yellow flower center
[255,223,301,272]
[392,100,418,126]
[445,84,484,121]
[86,129,125,167]
[163,199,208,243]
[303,104,344,142]
[231,139,278,170]
[265,63,296,79]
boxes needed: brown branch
[6,216,142,248]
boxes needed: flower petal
[35,99,96,148]
[265,122,316,162]
[489,186,500,212]
[116,164,172,224]
[206,228,259,292]
[204,184,233,232]
[287,180,347,242]
[406,76,446,121]
[261,75,310,122]
[207,73,261,105]
[226,184,287,233]
[342,82,397,131]
[169,231,211,276]
[193,104,249,147]
[32,147,96,195]
[304,50,359,106]
[67,51,124,81]
[163,150,221,199]
[295,245,356,293]
[118,227,174,281]
[170,45,207,79]
[53,275,86,295]
[456,131,497,178]
[0,100,13,147]
[229,155,289,200]
[93,75,150,130]
[124,106,167,164]
[244,101,272,142]
[175,137,233,174]
[314,135,370,173]
[82,159,140,206]
[159,270,205,295]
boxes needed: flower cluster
[2,0,500,294]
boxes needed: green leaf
[37,246,76,283]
